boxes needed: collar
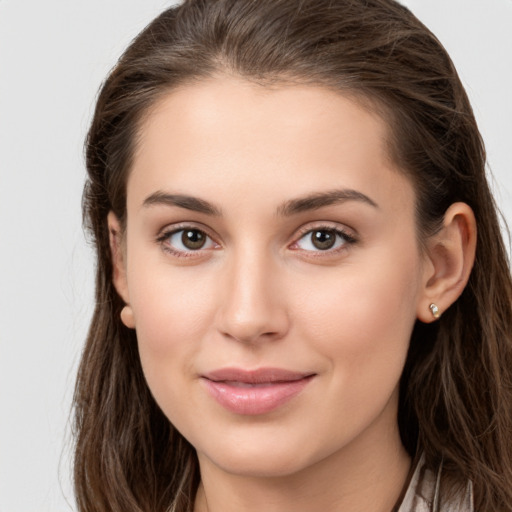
[397,454,474,512]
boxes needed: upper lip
[202,367,315,384]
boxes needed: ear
[417,202,477,323]
[108,211,135,329]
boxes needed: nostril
[217,310,290,344]
[215,261,290,343]
[221,326,282,344]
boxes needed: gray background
[1,1,511,510]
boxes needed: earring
[120,305,135,328]
[429,303,440,320]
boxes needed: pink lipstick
[201,368,315,415]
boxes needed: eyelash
[156,224,358,258]
[290,225,358,255]
[156,224,219,258]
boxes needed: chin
[195,430,327,479]
[208,450,310,479]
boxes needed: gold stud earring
[429,303,440,320]
[120,305,135,328]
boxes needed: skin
[109,77,476,512]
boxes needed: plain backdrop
[0,1,511,510]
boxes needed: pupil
[312,230,336,250]
[182,230,206,250]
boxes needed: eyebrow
[276,189,378,216]
[142,191,222,216]
[141,188,378,217]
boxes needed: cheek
[126,259,219,397]
[293,247,421,388]
[129,256,216,343]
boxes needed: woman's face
[114,77,432,478]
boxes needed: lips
[201,368,315,415]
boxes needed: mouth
[201,368,316,415]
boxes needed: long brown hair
[75,0,512,510]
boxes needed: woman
[74,0,512,510]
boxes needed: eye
[159,228,218,254]
[294,228,355,252]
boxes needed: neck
[194,411,411,512]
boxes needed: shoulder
[398,454,474,512]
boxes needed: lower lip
[201,376,314,415]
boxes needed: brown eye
[160,227,217,254]
[311,229,337,250]
[294,227,355,253]
[181,229,207,250]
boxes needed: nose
[216,249,290,344]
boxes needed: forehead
[128,77,414,217]
[136,77,392,162]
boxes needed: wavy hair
[75,0,512,510]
